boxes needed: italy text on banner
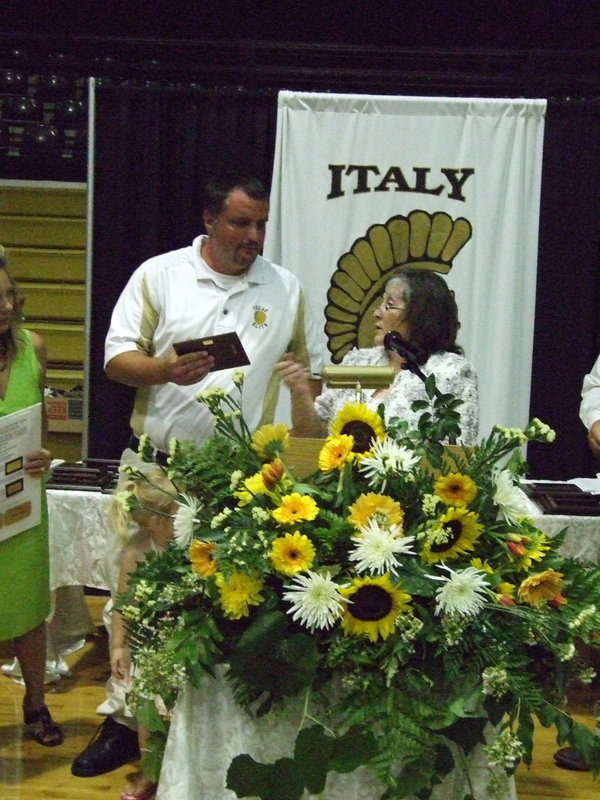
[264,92,546,437]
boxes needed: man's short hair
[203,168,269,216]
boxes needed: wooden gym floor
[0,594,599,800]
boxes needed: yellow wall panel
[0,216,87,248]
[0,186,86,217]
[21,281,85,321]
[8,247,86,282]
[27,321,85,364]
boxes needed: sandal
[23,704,64,747]
[120,780,158,800]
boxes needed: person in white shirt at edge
[70,168,323,784]
[553,353,600,772]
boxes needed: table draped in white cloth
[156,672,517,800]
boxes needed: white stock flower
[431,564,489,617]
[283,571,346,631]
[493,469,531,524]
[173,495,202,548]
[348,520,416,575]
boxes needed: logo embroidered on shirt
[252,306,269,328]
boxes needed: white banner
[264,92,546,438]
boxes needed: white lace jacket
[314,346,479,445]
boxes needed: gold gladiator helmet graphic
[324,210,472,362]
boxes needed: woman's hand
[24,448,52,478]
[275,353,312,397]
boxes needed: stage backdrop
[264,92,546,440]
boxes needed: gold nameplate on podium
[320,365,394,390]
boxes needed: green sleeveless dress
[0,329,50,640]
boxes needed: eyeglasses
[379,297,405,312]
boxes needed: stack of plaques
[522,481,600,516]
[46,458,120,492]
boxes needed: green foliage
[119,378,600,798]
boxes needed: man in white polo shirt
[71,168,323,778]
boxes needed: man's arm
[105,349,215,388]
[580,354,600,456]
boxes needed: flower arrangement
[117,370,600,799]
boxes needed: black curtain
[90,85,600,479]
[527,98,600,479]
[88,83,278,458]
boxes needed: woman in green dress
[0,245,62,746]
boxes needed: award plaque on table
[173,331,250,372]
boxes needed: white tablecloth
[157,674,517,800]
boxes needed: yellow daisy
[272,493,319,525]
[215,571,265,619]
[421,507,483,564]
[470,557,493,574]
[234,472,269,506]
[329,402,386,458]
[189,540,218,577]
[270,531,316,576]
[318,435,355,472]
[339,573,412,642]
[348,492,404,531]
[517,569,565,606]
[251,423,290,460]
[434,472,477,507]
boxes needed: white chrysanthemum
[493,469,531,524]
[348,520,416,575]
[359,439,420,487]
[282,571,346,631]
[431,564,489,617]
[173,495,202,547]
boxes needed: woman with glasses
[277,267,479,444]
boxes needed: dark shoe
[23,704,64,747]
[553,746,590,771]
[71,717,140,777]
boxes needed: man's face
[202,188,269,275]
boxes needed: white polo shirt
[105,235,322,451]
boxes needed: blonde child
[111,469,178,800]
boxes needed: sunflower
[318,435,355,472]
[329,402,386,458]
[348,492,404,531]
[270,530,316,576]
[189,540,218,577]
[215,571,265,619]
[251,423,290,460]
[434,472,477,508]
[421,507,483,564]
[339,574,412,642]
[272,493,319,525]
[517,569,565,606]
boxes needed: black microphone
[383,331,425,371]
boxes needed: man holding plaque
[71,168,322,779]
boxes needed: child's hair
[112,468,179,542]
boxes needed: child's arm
[111,541,146,681]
